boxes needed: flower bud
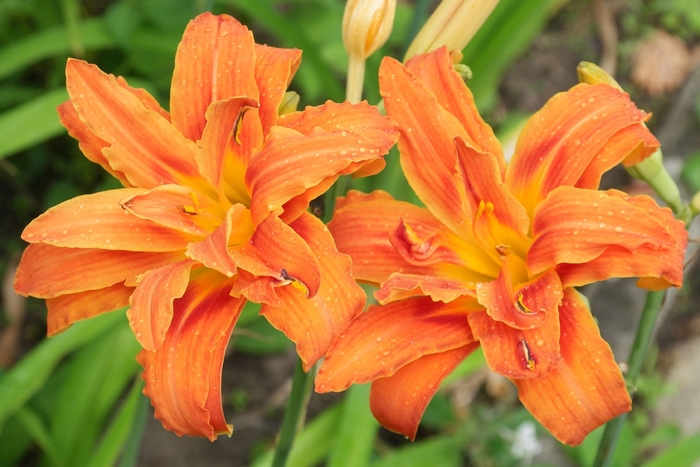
[343,0,396,103]
[576,61,623,90]
[404,0,499,61]
[278,91,300,116]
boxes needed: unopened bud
[343,0,396,103]
[404,0,499,61]
[576,61,623,90]
[278,91,299,116]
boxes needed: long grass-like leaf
[327,384,378,467]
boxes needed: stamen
[515,293,532,313]
[520,338,536,370]
[233,106,253,145]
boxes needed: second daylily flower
[14,12,397,440]
[316,47,687,445]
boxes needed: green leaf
[0,19,115,81]
[640,433,700,467]
[14,406,65,467]
[327,384,379,467]
[0,88,68,160]
[251,402,343,467]
[0,308,127,431]
[370,436,462,467]
[681,152,700,193]
[233,315,293,355]
[87,379,146,467]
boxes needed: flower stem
[593,289,666,467]
[271,358,317,467]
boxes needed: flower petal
[379,55,472,236]
[228,214,321,298]
[247,126,386,225]
[406,48,503,163]
[186,204,253,278]
[21,190,197,252]
[46,283,132,336]
[528,187,686,288]
[513,288,631,445]
[196,97,259,199]
[14,243,184,298]
[316,296,476,392]
[128,260,196,352]
[261,212,365,370]
[170,12,258,141]
[369,344,480,440]
[255,44,301,134]
[375,272,480,304]
[505,83,658,216]
[138,270,243,440]
[468,302,561,379]
[57,101,132,187]
[66,59,205,190]
[476,255,562,330]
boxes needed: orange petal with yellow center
[379,55,473,237]
[477,256,562,330]
[316,296,476,393]
[528,187,686,288]
[120,185,224,237]
[57,101,132,187]
[186,204,254,278]
[14,243,185,298]
[46,283,132,336]
[468,301,562,379]
[128,260,196,352]
[369,344,480,441]
[406,47,503,164]
[505,83,657,217]
[228,214,321,298]
[66,59,205,190]
[255,44,301,134]
[513,288,631,445]
[170,13,258,142]
[261,212,365,370]
[138,269,243,441]
[196,97,259,201]
[21,189,197,252]
[247,126,386,225]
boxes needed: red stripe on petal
[138,270,243,440]
[514,289,631,445]
[128,260,196,351]
[316,296,476,392]
[46,283,132,336]
[370,344,479,440]
[262,212,365,369]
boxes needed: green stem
[271,358,317,467]
[593,290,666,467]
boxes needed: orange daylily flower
[316,47,687,445]
[14,12,397,440]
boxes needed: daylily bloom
[316,47,686,445]
[14,12,397,440]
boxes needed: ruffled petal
[186,204,253,278]
[513,288,631,446]
[246,125,390,225]
[369,344,480,440]
[254,44,301,134]
[138,270,243,440]
[46,283,132,336]
[57,101,132,187]
[14,243,184,298]
[468,302,561,379]
[505,83,658,217]
[21,189,197,252]
[316,296,477,392]
[406,48,503,164]
[170,12,258,142]
[228,214,321,298]
[261,212,365,370]
[66,59,205,190]
[128,260,197,352]
[528,187,686,288]
[120,185,224,237]
[375,272,480,304]
[379,55,472,236]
